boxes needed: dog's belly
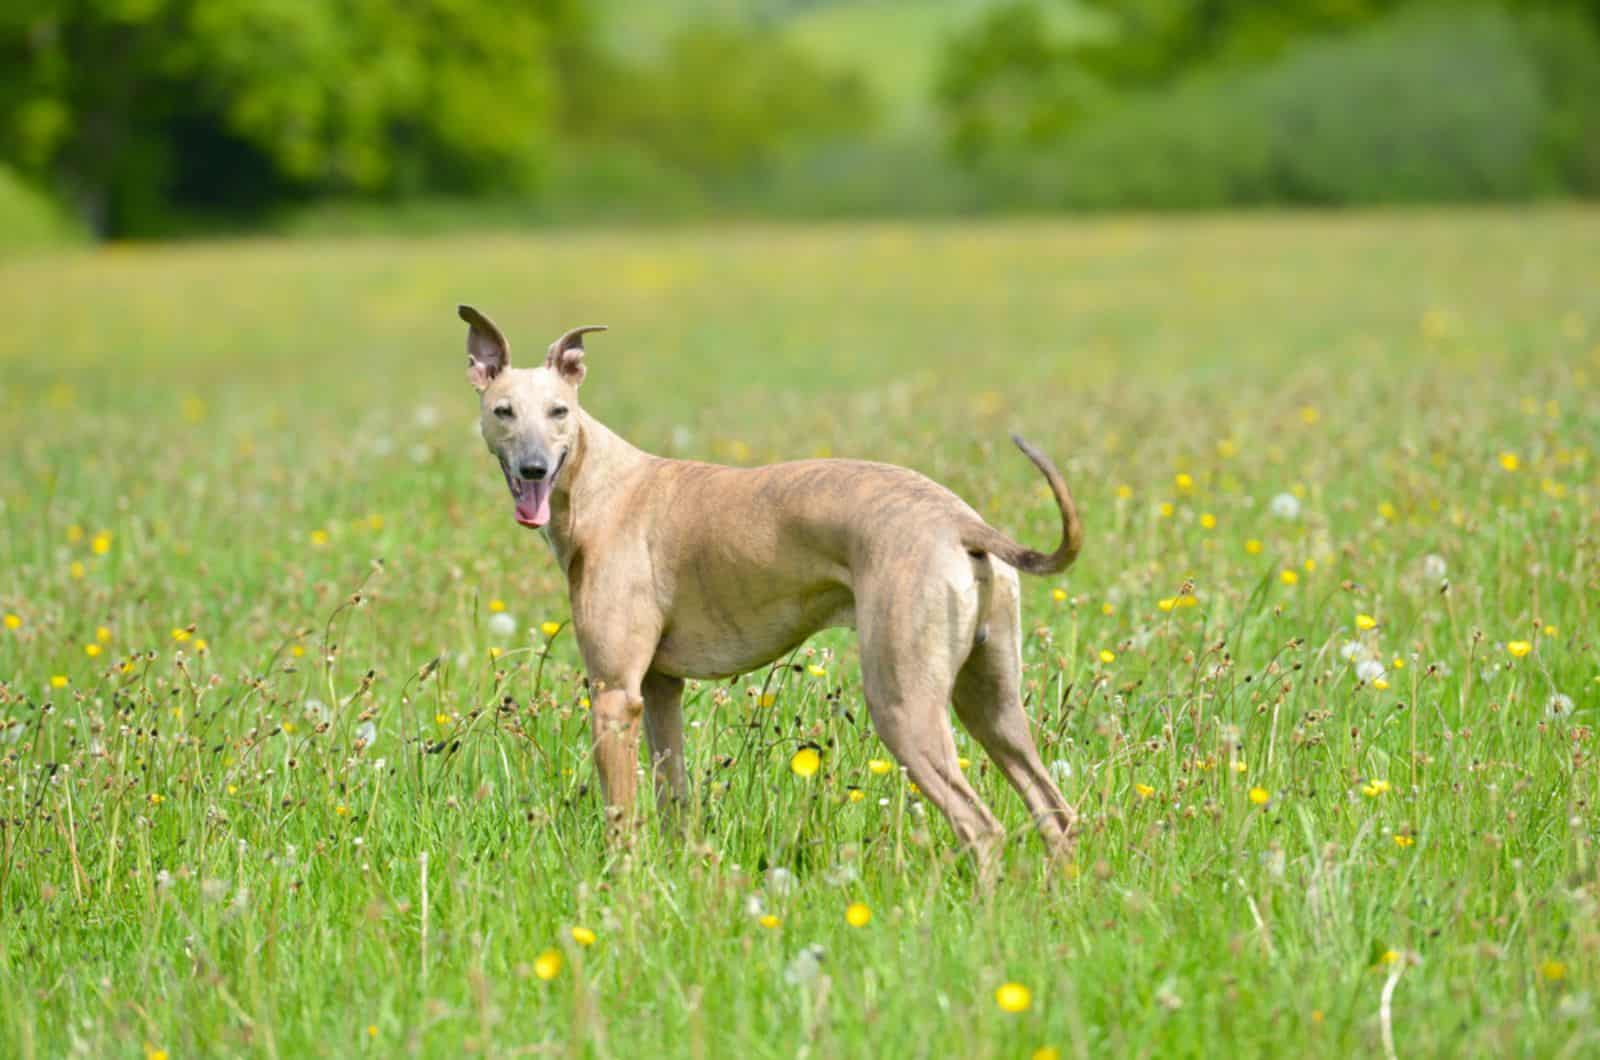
[651,587,855,680]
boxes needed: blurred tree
[561,22,876,183]
[936,0,1599,167]
[0,0,581,235]
[935,3,1096,166]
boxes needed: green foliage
[935,3,1102,165]
[0,0,580,235]
[971,6,1600,208]
[1071,0,1406,87]
[564,22,877,186]
[0,165,81,253]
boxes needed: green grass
[2,208,1599,1058]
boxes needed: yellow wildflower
[807,664,827,678]
[790,747,821,778]
[845,902,872,927]
[1498,452,1519,472]
[91,532,112,555]
[1051,587,1067,602]
[50,675,68,688]
[1393,834,1414,848]
[2,614,19,631]
[868,759,893,776]
[1541,959,1568,982]
[1134,783,1155,799]
[571,926,596,947]
[488,598,506,612]
[1249,787,1270,805]
[541,620,561,637]
[84,643,101,657]
[533,948,562,981]
[995,982,1033,1013]
[96,625,111,643]
[758,914,781,930]
[1355,613,1377,631]
[1158,501,1175,518]
[1245,539,1263,555]
[1362,779,1392,798]
[1199,512,1217,529]
[1280,569,1299,586]
[309,528,330,547]
[1098,649,1116,664]
[1174,472,1194,492]
[1507,641,1532,659]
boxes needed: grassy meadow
[1,208,1598,1058]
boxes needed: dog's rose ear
[459,305,509,391]
[546,325,606,387]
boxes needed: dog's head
[458,305,605,529]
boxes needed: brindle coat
[459,305,1083,868]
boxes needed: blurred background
[3,0,1598,247]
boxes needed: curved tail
[961,434,1084,576]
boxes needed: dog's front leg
[589,681,645,831]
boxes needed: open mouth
[501,450,566,529]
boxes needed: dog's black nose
[519,461,548,481]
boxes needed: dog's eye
[549,405,568,420]
[493,404,515,420]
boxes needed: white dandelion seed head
[825,862,859,887]
[355,720,377,747]
[766,866,796,896]
[784,944,826,987]
[744,893,767,918]
[1356,659,1386,684]
[1480,664,1501,685]
[1339,640,1363,661]
[1269,493,1302,520]
[1422,554,1448,582]
[1049,759,1073,782]
[303,698,330,724]
[1547,693,1575,719]
[487,612,517,638]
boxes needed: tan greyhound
[458,305,1083,865]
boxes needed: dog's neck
[544,409,651,558]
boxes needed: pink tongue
[515,480,552,528]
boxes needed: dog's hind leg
[855,563,1005,878]
[952,565,1076,859]
[642,670,688,820]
